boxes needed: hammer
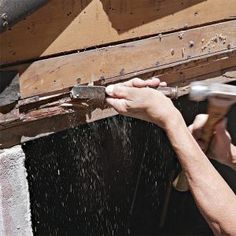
[173,82,236,192]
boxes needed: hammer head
[189,82,236,103]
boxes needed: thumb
[105,84,127,98]
[106,84,136,99]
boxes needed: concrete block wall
[0,146,32,235]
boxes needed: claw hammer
[173,82,236,192]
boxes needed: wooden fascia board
[0,69,236,149]
[1,0,236,65]
[1,21,236,148]
[4,20,234,99]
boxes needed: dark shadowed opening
[23,95,236,236]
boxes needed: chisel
[70,85,179,102]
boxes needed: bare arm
[165,113,236,235]
[189,114,236,172]
[105,78,236,235]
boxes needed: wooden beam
[1,0,236,65]
[0,107,118,149]
[1,19,236,149]
[1,69,236,149]
[8,20,235,98]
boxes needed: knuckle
[132,78,145,87]
[194,115,207,128]
[196,114,207,122]
[125,100,133,110]
[133,77,142,82]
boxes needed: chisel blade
[70,85,106,103]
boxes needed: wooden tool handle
[201,102,229,152]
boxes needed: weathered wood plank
[1,0,236,65]
[8,20,236,99]
[151,55,236,87]
[0,107,118,148]
[1,69,236,149]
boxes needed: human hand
[189,114,235,168]
[105,78,181,129]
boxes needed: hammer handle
[201,102,229,152]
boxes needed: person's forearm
[163,110,236,235]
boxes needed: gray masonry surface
[0,145,32,236]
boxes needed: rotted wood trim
[1,69,236,149]
[0,107,118,149]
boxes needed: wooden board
[7,20,236,99]
[1,69,236,149]
[1,5,236,148]
[1,0,236,65]
[0,107,118,148]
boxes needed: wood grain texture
[11,20,236,98]
[1,69,236,149]
[1,0,236,65]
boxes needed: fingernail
[105,85,114,95]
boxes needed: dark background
[23,95,236,236]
